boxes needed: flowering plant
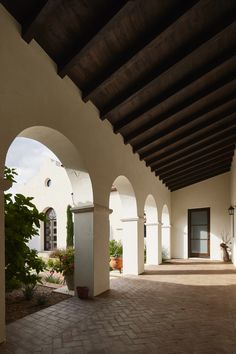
[48,248,74,276]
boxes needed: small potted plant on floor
[49,247,75,290]
[109,240,123,273]
[220,232,231,262]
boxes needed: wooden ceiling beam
[133,91,236,153]
[124,70,236,144]
[158,151,234,180]
[137,112,236,159]
[151,140,236,173]
[115,48,236,134]
[82,0,198,103]
[146,132,236,168]
[162,155,233,185]
[169,168,230,191]
[145,126,236,165]
[142,125,236,162]
[58,1,129,78]
[101,8,236,120]
[22,0,59,43]
[169,167,231,191]
[164,161,232,187]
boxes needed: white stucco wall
[230,150,236,265]
[14,157,73,252]
[171,172,231,260]
[109,189,123,242]
[14,157,124,251]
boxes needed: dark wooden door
[188,208,210,258]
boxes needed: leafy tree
[66,205,74,248]
[4,167,46,291]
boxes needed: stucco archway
[17,126,93,206]
[109,176,142,274]
[3,126,101,302]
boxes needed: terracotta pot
[76,286,89,299]
[64,273,74,291]
[109,256,123,273]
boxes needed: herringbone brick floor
[1,260,236,354]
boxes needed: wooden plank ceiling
[1,0,236,191]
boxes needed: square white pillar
[122,217,144,275]
[146,223,159,265]
[162,225,171,259]
[72,204,111,297]
[158,222,162,264]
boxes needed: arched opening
[144,195,159,265]
[44,207,57,251]
[4,126,94,300]
[109,176,141,275]
[162,204,171,261]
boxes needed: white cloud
[5,137,60,192]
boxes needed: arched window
[44,208,57,251]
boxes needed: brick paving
[1,260,236,353]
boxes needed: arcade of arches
[0,8,171,342]
[0,5,235,346]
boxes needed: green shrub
[162,247,169,261]
[36,294,48,306]
[44,274,63,284]
[49,248,74,276]
[109,240,123,257]
[4,167,46,291]
[66,205,74,247]
[22,284,35,300]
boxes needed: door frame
[188,207,210,258]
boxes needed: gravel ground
[6,284,71,324]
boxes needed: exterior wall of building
[15,159,124,252]
[0,7,170,342]
[171,172,231,260]
[230,150,236,265]
[15,158,73,252]
[109,189,123,242]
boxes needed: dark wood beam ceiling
[170,167,231,192]
[1,0,235,191]
[142,125,236,163]
[150,135,236,172]
[101,2,236,121]
[159,149,234,180]
[153,140,236,173]
[57,1,129,78]
[163,160,233,188]
[82,0,199,104]
[137,113,236,159]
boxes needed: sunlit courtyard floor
[1,260,236,353]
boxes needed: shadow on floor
[143,269,236,275]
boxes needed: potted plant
[76,286,89,299]
[109,240,123,273]
[49,247,74,290]
[220,232,231,262]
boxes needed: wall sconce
[71,192,76,206]
[228,206,235,216]
[228,205,235,238]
